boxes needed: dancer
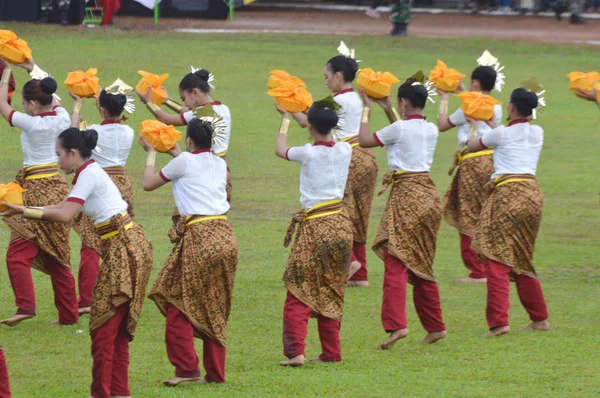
[0,347,10,398]
[277,101,353,367]
[437,66,502,283]
[358,79,446,349]
[467,88,549,337]
[0,58,78,327]
[290,55,378,287]
[140,118,238,385]
[69,80,135,315]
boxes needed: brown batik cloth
[89,215,153,339]
[75,169,135,255]
[343,143,378,245]
[283,203,353,321]
[442,150,494,236]
[149,217,238,347]
[473,176,543,278]
[3,168,71,272]
[373,172,443,282]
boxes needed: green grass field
[0,24,598,397]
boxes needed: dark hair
[22,77,57,106]
[471,66,497,92]
[98,90,127,117]
[510,88,538,117]
[397,79,428,109]
[179,69,211,94]
[307,102,339,135]
[58,128,98,159]
[187,118,213,149]
[326,55,359,83]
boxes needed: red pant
[486,259,549,329]
[349,243,368,281]
[381,251,445,333]
[90,304,130,398]
[282,291,342,362]
[78,245,100,308]
[6,239,78,324]
[459,234,486,279]
[0,348,10,398]
[165,304,226,383]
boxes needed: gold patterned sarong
[442,148,494,236]
[3,165,71,272]
[373,171,442,282]
[473,174,542,278]
[283,201,353,321]
[341,136,378,244]
[149,215,238,346]
[89,213,153,339]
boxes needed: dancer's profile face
[323,65,342,93]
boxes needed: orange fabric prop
[357,68,400,99]
[0,30,32,64]
[268,70,307,89]
[64,68,100,98]
[139,120,181,152]
[566,71,600,93]
[267,82,313,113]
[136,70,169,105]
[455,92,502,121]
[0,182,25,212]
[429,60,466,93]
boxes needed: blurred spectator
[99,0,121,25]
[553,0,587,23]
[366,0,384,17]
[37,0,71,25]
[586,0,597,12]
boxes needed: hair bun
[82,129,99,151]
[345,58,359,73]
[39,77,57,95]
[526,91,539,109]
[194,69,210,82]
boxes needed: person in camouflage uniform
[38,0,71,24]
[389,0,412,36]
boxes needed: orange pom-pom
[566,71,600,93]
[0,30,32,65]
[0,182,25,212]
[136,70,169,105]
[267,81,313,113]
[268,70,307,89]
[64,68,100,98]
[429,60,466,93]
[357,68,400,99]
[455,92,502,121]
[139,120,182,152]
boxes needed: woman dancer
[467,88,549,337]
[0,58,78,326]
[358,80,446,349]
[140,118,238,386]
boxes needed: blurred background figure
[366,0,386,17]
[552,0,587,23]
[389,0,411,36]
[37,0,71,24]
[586,0,598,12]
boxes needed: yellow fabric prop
[455,92,502,121]
[64,68,100,98]
[0,182,25,212]
[429,60,466,93]
[136,70,169,105]
[267,82,313,113]
[139,120,182,152]
[268,70,307,89]
[0,30,32,64]
[566,71,600,93]
[357,68,400,99]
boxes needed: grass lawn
[0,24,598,397]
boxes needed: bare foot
[348,261,361,279]
[309,357,327,363]
[421,331,447,344]
[78,307,91,315]
[380,328,409,350]
[0,314,34,327]
[520,320,550,331]
[456,277,487,284]
[162,376,206,386]
[279,354,305,367]
[482,326,510,337]
[347,280,369,287]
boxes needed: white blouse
[373,115,439,172]
[449,104,503,149]
[480,119,543,179]
[181,101,231,156]
[286,141,352,210]
[9,106,70,167]
[89,120,134,168]
[332,89,362,141]
[159,149,229,216]
[67,161,128,224]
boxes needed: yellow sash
[24,163,59,181]
[185,215,227,227]
[95,211,134,240]
[341,135,360,148]
[305,199,343,220]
